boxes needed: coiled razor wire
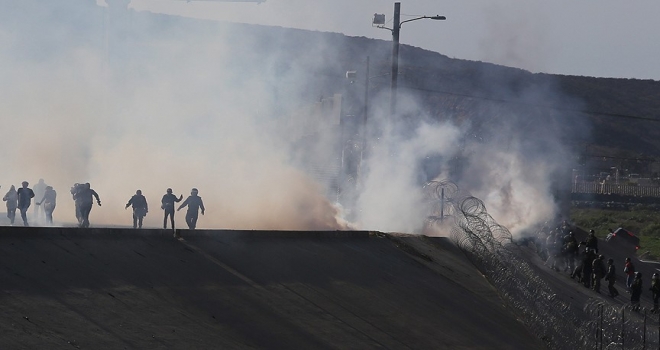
[424,180,658,349]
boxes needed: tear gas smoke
[0,3,586,235]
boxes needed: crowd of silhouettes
[533,221,660,311]
[3,180,205,232]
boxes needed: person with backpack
[125,190,148,229]
[73,183,101,228]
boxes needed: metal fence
[573,182,660,198]
[584,300,660,350]
[425,180,660,349]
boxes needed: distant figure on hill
[36,186,57,226]
[161,188,183,230]
[624,257,636,292]
[585,229,599,253]
[605,258,619,298]
[582,248,596,289]
[125,190,148,229]
[651,273,660,313]
[562,231,579,272]
[544,231,559,271]
[3,185,18,225]
[73,183,101,228]
[571,243,586,282]
[177,188,205,230]
[631,272,643,311]
[70,183,84,226]
[16,181,35,226]
[591,255,606,294]
[32,178,47,221]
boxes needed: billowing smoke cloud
[355,93,462,233]
[0,2,351,230]
[0,2,585,236]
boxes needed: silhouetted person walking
[605,258,619,298]
[592,255,606,294]
[631,272,643,311]
[125,190,148,229]
[161,188,182,230]
[70,183,84,226]
[624,257,636,292]
[37,186,57,225]
[651,273,660,313]
[16,181,35,226]
[3,185,18,225]
[73,183,101,228]
[586,229,599,253]
[177,188,205,230]
[32,178,47,221]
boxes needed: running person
[177,188,205,230]
[73,183,101,228]
[125,190,148,229]
[161,188,183,229]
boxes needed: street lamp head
[373,13,386,25]
[429,15,446,20]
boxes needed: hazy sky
[128,0,660,81]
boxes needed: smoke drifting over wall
[0,1,586,234]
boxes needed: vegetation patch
[570,207,660,259]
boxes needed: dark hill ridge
[0,227,543,349]
[5,2,660,160]
[1,2,658,175]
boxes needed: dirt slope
[0,227,544,349]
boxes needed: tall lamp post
[373,2,445,118]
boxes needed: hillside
[4,227,660,349]
[0,227,544,349]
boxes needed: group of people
[124,187,205,231]
[535,222,660,312]
[3,180,205,231]
[2,180,56,226]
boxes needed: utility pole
[361,56,370,178]
[373,3,444,120]
[390,2,401,118]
